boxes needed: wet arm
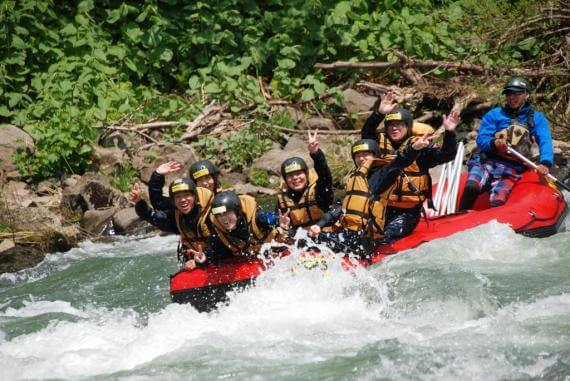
[148,171,173,211]
[311,149,334,211]
[134,200,178,234]
[368,145,420,197]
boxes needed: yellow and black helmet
[168,178,196,197]
[189,160,220,180]
[385,108,413,130]
[280,157,308,179]
[351,139,380,160]
[211,191,241,215]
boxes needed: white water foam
[0,220,568,380]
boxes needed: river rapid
[1,210,569,380]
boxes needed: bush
[249,168,271,188]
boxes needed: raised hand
[494,139,508,154]
[278,209,291,230]
[188,245,206,264]
[128,182,141,204]
[378,91,398,114]
[308,224,321,238]
[156,160,181,175]
[412,131,432,151]
[442,110,461,131]
[308,129,320,154]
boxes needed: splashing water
[1,217,569,380]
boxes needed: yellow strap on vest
[174,187,213,251]
[277,169,323,228]
[340,158,388,238]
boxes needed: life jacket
[339,159,394,239]
[377,122,433,208]
[175,187,214,255]
[210,195,277,256]
[277,169,324,229]
[494,108,534,159]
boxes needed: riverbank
[2,85,570,274]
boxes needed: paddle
[506,146,570,192]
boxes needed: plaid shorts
[466,153,523,205]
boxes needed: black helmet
[280,157,308,179]
[189,160,220,181]
[168,178,196,197]
[385,108,413,129]
[503,77,531,94]
[351,139,381,160]
[211,191,241,216]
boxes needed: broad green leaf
[106,9,121,24]
[11,35,26,49]
[0,105,12,117]
[277,58,296,69]
[107,46,127,60]
[61,23,77,36]
[301,88,315,101]
[126,26,144,42]
[188,75,200,90]
[203,83,221,93]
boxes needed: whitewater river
[1,212,569,380]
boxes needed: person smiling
[129,178,214,270]
[360,92,459,242]
[459,77,554,210]
[198,190,284,262]
[276,129,334,234]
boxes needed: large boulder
[132,144,198,184]
[60,172,127,215]
[112,207,147,235]
[91,146,128,176]
[342,89,377,113]
[0,124,34,181]
[251,137,312,176]
[81,208,117,235]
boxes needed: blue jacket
[477,104,553,167]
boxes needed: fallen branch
[105,126,160,144]
[180,101,229,141]
[269,125,359,135]
[316,58,485,75]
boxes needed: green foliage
[1,0,563,182]
[196,126,272,172]
[325,137,354,186]
[249,168,271,188]
[108,162,138,193]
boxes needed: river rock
[3,181,35,208]
[81,208,117,235]
[251,137,312,176]
[0,124,34,181]
[342,89,376,113]
[61,172,127,214]
[231,183,277,196]
[91,146,128,176]
[133,144,197,184]
[301,117,336,131]
[112,207,145,235]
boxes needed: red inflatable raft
[170,170,568,311]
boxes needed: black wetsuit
[361,109,457,242]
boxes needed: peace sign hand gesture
[184,245,206,270]
[278,209,291,230]
[308,129,320,154]
[412,131,432,151]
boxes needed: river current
[1,203,569,380]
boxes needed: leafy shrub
[249,168,271,188]
[196,126,273,172]
[109,162,138,193]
